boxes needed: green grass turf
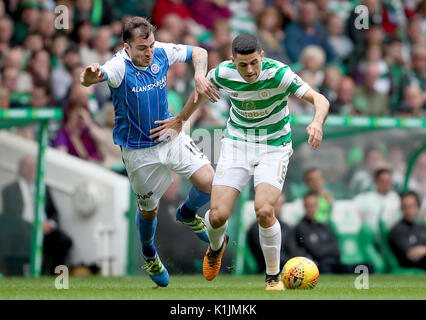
[0,274,425,300]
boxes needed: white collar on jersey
[122,48,149,71]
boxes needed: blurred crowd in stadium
[0,0,425,275]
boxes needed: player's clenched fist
[80,63,105,87]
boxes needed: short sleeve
[155,41,193,66]
[101,56,126,88]
[279,68,311,98]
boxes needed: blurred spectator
[12,0,42,45]
[303,168,333,223]
[92,103,123,171]
[395,85,426,117]
[26,49,51,84]
[0,15,13,58]
[354,168,401,234]
[73,0,112,27]
[204,18,232,53]
[348,23,385,76]
[110,0,153,21]
[320,65,341,105]
[248,193,304,273]
[189,0,232,30]
[299,45,326,89]
[349,145,389,195]
[50,32,70,68]
[207,48,222,69]
[403,18,426,59]
[256,6,290,64]
[389,191,426,270]
[31,81,51,108]
[330,76,358,115]
[0,86,10,109]
[353,62,389,116]
[50,44,81,107]
[271,0,298,27]
[166,65,183,116]
[168,63,193,106]
[3,46,33,92]
[408,152,426,212]
[284,0,336,64]
[1,156,73,275]
[326,13,353,63]
[356,43,391,95]
[155,28,174,44]
[228,0,261,37]
[52,103,103,163]
[70,19,93,51]
[38,10,55,49]
[387,143,407,191]
[327,0,355,21]
[23,31,43,57]
[67,84,99,114]
[403,46,426,92]
[80,26,113,66]
[159,13,186,43]
[1,66,31,107]
[151,0,192,29]
[384,36,408,113]
[294,192,340,273]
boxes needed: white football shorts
[213,138,293,192]
[121,131,210,211]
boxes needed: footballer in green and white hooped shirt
[150,34,330,290]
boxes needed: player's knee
[197,165,215,194]
[139,207,158,220]
[209,207,228,228]
[254,202,274,222]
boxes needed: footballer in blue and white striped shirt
[80,16,219,288]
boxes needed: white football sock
[205,209,228,251]
[259,220,281,276]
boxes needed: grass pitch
[0,274,425,300]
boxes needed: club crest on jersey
[151,63,160,74]
[259,90,270,99]
[242,100,256,110]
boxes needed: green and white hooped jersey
[207,58,311,146]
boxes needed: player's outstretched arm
[80,63,105,87]
[191,47,220,103]
[301,88,330,150]
[149,90,207,142]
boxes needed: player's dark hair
[374,168,392,181]
[122,16,156,44]
[400,190,421,207]
[231,34,261,57]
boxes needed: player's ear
[260,50,265,60]
[231,55,236,66]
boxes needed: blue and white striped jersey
[101,42,193,149]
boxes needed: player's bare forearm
[191,47,220,103]
[302,88,329,149]
[192,47,208,77]
[302,89,330,125]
